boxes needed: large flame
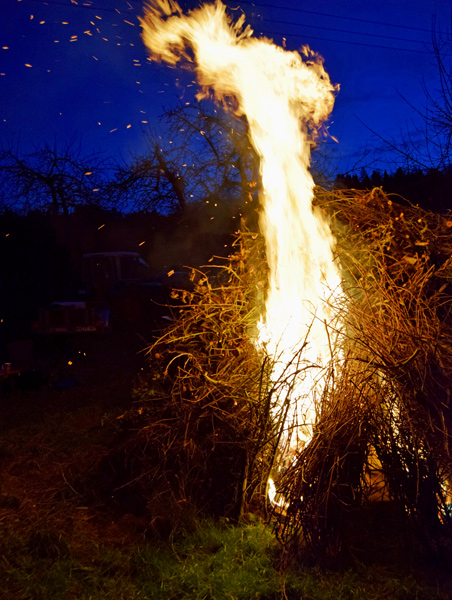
[141,0,343,457]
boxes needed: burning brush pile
[278,186,452,564]
[90,0,452,566]
[101,186,452,564]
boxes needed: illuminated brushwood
[272,188,452,562]
[118,230,276,520]
[140,0,344,465]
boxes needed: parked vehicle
[32,252,181,334]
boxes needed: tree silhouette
[0,142,109,216]
[110,101,260,219]
[111,139,188,214]
[365,22,452,171]
[165,103,259,203]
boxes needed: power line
[18,0,441,55]
[255,29,433,55]
[25,0,443,38]
[268,18,430,47]
[20,0,137,14]
[227,0,443,36]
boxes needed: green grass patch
[1,519,451,599]
[134,517,282,599]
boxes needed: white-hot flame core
[141,0,343,454]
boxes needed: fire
[141,0,343,458]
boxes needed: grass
[134,517,282,600]
[1,518,452,600]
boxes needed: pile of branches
[274,187,452,565]
[101,230,277,523]
[95,185,452,564]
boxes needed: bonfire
[102,0,452,564]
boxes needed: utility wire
[268,18,430,47]
[25,0,442,36]
[225,0,444,36]
[18,0,442,55]
[254,29,433,55]
[19,0,137,14]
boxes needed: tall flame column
[141,0,342,453]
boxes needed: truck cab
[33,252,154,334]
[80,252,152,300]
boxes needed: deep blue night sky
[1,0,451,176]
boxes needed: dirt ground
[0,329,156,553]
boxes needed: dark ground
[0,329,155,552]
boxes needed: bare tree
[111,101,260,215]
[419,20,452,168]
[111,139,188,214]
[165,102,260,203]
[363,19,452,172]
[0,141,109,215]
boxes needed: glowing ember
[141,0,343,458]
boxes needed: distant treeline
[334,167,452,213]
